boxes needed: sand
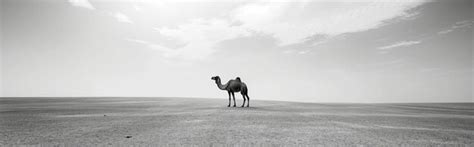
[0,97,473,146]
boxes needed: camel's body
[211,76,250,107]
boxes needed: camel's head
[211,76,220,81]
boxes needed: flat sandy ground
[0,97,473,146]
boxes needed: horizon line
[1,96,472,104]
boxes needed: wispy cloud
[126,38,148,44]
[154,18,250,60]
[378,40,421,50]
[437,29,453,35]
[231,0,426,45]
[133,5,143,12]
[126,38,179,58]
[113,12,133,24]
[437,20,473,35]
[68,0,95,10]
[149,0,426,61]
[452,20,473,28]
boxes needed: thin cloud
[154,18,250,60]
[68,0,95,10]
[452,20,472,28]
[378,40,421,50]
[133,5,143,12]
[438,20,473,35]
[437,29,453,35]
[125,38,179,58]
[150,0,426,61]
[113,12,133,24]
[231,0,426,45]
[125,38,148,44]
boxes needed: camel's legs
[231,92,236,107]
[241,94,246,107]
[246,95,250,107]
[227,91,231,107]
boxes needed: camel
[211,76,250,107]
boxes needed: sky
[1,0,473,102]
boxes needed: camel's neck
[215,79,227,90]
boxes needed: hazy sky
[1,0,473,102]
